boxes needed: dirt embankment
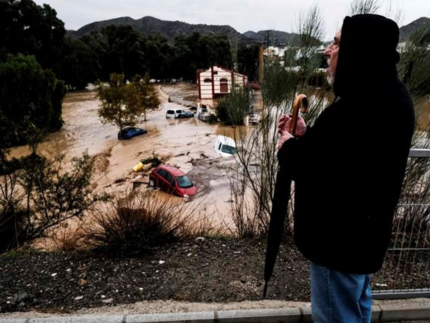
[0,238,310,314]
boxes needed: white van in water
[213,135,237,158]
[166,109,182,118]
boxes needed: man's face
[323,30,341,86]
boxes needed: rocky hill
[399,17,430,41]
[243,30,294,45]
[67,16,247,43]
[66,16,430,44]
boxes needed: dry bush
[350,0,381,15]
[16,151,109,241]
[225,5,328,240]
[229,180,267,239]
[84,190,217,254]
[0,148,107,253]
[47,223,87,253]
[392,21,430,242]
[226,165,295,240]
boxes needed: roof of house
[198,65,247,78]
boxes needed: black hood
[334,14,400,98]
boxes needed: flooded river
[10,83,247,229]
[10,83,429,233]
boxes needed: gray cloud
[34,0,429,39]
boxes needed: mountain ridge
[67,15,429,44]
[399,17,430,41]
[67,16,247,43]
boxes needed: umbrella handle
[290,94,308,136]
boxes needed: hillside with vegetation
[67,16,247,43]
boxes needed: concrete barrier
[2,304,430,323]
[158,86,170,102]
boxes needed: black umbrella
[263,94,308,298]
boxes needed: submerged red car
[149,164,197,197]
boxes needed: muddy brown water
[9,84,246,231]
[8,84,430,230]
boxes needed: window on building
[220,78,228,93]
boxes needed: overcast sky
[33,0,430,40]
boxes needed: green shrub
[216,88,250,126]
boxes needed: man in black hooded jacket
[277,14,415,322]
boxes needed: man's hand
[276,114,307,150]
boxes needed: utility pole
[259,44,264,85]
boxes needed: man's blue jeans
[310,262,372,323]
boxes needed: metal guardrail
[372,148,430,299]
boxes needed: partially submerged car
[149,164,197,197]
[177,110,194,118]
[166,109,193,119]
[118,127,147,140]
[213,135,237,158]
[166,109,180,118]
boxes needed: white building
[197,66,248,100]
[264,46,287,58]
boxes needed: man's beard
[326,62,335,85]
[327,74,335,86]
